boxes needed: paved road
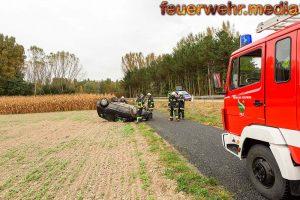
[147,111,266,200]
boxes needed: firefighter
[168,91,179,121]
[111,96,119,102]
[119,96,128,104]
[146,93,154,112]
[168,92,171,117]
[178,94,185,120]
[136,93,145,123]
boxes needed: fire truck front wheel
[246,144,289,200]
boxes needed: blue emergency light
[240,34,252,47]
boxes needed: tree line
[0,34,122,96]
[0,21,240,97]
[121,21,240,97]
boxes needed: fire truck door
[265,31,297,130]
[225,45,265,135]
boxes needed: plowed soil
[0,111,190,200]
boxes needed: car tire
[246,144,290,200]
[100,98,109,107]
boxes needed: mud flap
[290,180,300,196]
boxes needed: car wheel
[100,98,109,107]
[246,144,289,200]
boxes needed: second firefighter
[178,94,185,120]
[146,93,155,112]
[168,92,179,121]
[136,94,145,123]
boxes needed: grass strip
[137,124,232,200]
[155,101,223,128]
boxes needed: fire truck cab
[220,16,300,199]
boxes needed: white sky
[0,0,298,80]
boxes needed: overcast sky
[0,0,298,80]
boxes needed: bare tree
[25,47,84,94]
[47,51,83,80]
[121,52,146,74]
[46,51,83,92]
[145,53,156,67]
[25,46,46,95]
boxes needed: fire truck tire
[246,145,289,200]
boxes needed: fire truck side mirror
[213,73,227,95]
[213,73,221,89]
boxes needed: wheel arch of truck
[239,125,300,180]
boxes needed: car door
[224,44,265,135]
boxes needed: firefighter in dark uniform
[146,93,154,112]
[111,96,119,102]
[119,96,128,104]
[178,94,185,120]
[168,92,172,117]
[136,94,145,123]
[168,92,179,121]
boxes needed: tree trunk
[208,66,211,96]
[197,73,201,96]
[34,82,37,96]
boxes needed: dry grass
[0,94,112,114]
[155,101,224,128]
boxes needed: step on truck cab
[220,15,300,199]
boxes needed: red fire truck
[217,15,300,199]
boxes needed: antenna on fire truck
[256,14,300,33]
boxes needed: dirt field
[0,111,190,200]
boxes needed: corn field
[0,94,112,114]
